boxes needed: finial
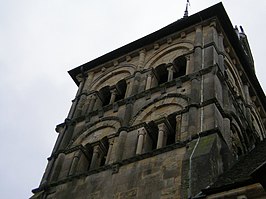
[183,0,190,18]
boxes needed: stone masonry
[32,3,266,199]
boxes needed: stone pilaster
[218,33,225,73]
[115,130,127,162]
[193,25,203,72]
[68,150,81,176]
[204,21,219,68]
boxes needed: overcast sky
[1,1,265,198]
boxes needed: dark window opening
[99,137,109,167]
[155,64,168,85]
[173,56,187,79]
[99,86,111,106]
[166,114,177,145]
[147,121,159,150]
[237,146,243,156]
[85,144,93,170]
[114,79,127,102]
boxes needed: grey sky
[1,1,265,198]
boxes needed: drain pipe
[188,36,204,198]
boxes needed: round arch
[144,42,194,69]
[91,64,136,91]
[224,58,245,98]
[70,117,122,146]
[131,95,188,125]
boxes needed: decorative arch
[250,106,265,140]
[144,42,193,69]
[230,122,245,158]
[91,64,136,91]
[70,117,122,146]
[224,58,245,98]
[131,95,188,125]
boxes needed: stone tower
[32,3,266,199]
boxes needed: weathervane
[183,0,190,18]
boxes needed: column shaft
[90,146,100,170]
[157,130,165,149]
[105,139,114,164]
[145,74,152,90]
[136,134,144,155]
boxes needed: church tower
[32,3,266,199]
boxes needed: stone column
[136,128,146,155]
[125,80,133,98]
[167,64,174,82]
[105,138,114,164]
[137,49,146,71]
[83,72,94,92]
[185,55,191,75]
[68,151,81,176]
[86,93,97,114]
[109,89,117,104]
[131,71,141,95]
[74,94,87,118]
[115,130,127,161]
[157,123,168,149]
[122,99,134,126]
[89,145,100,170]
[175,115,182,142]
[145,74,152,90]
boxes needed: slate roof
[202,139,266,195]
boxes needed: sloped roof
[202,139,266,195]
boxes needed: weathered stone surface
[32,4,266,199]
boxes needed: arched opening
[114,79,127,102]
[85,143,93,170]
[173,55,187,78]
[99,86,111,106]
[99,137,109,167]
[166,114,177,145]
[147,121,159,150]
[155,64,168,85]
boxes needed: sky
[1,0,265,198]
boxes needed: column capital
[158,123,167,133]
[137,127,146,136]
[108,138,115,145]
[91,144,101,154]
[89,93,97,100]
[110,88,118,95]
[146,73,153,78]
